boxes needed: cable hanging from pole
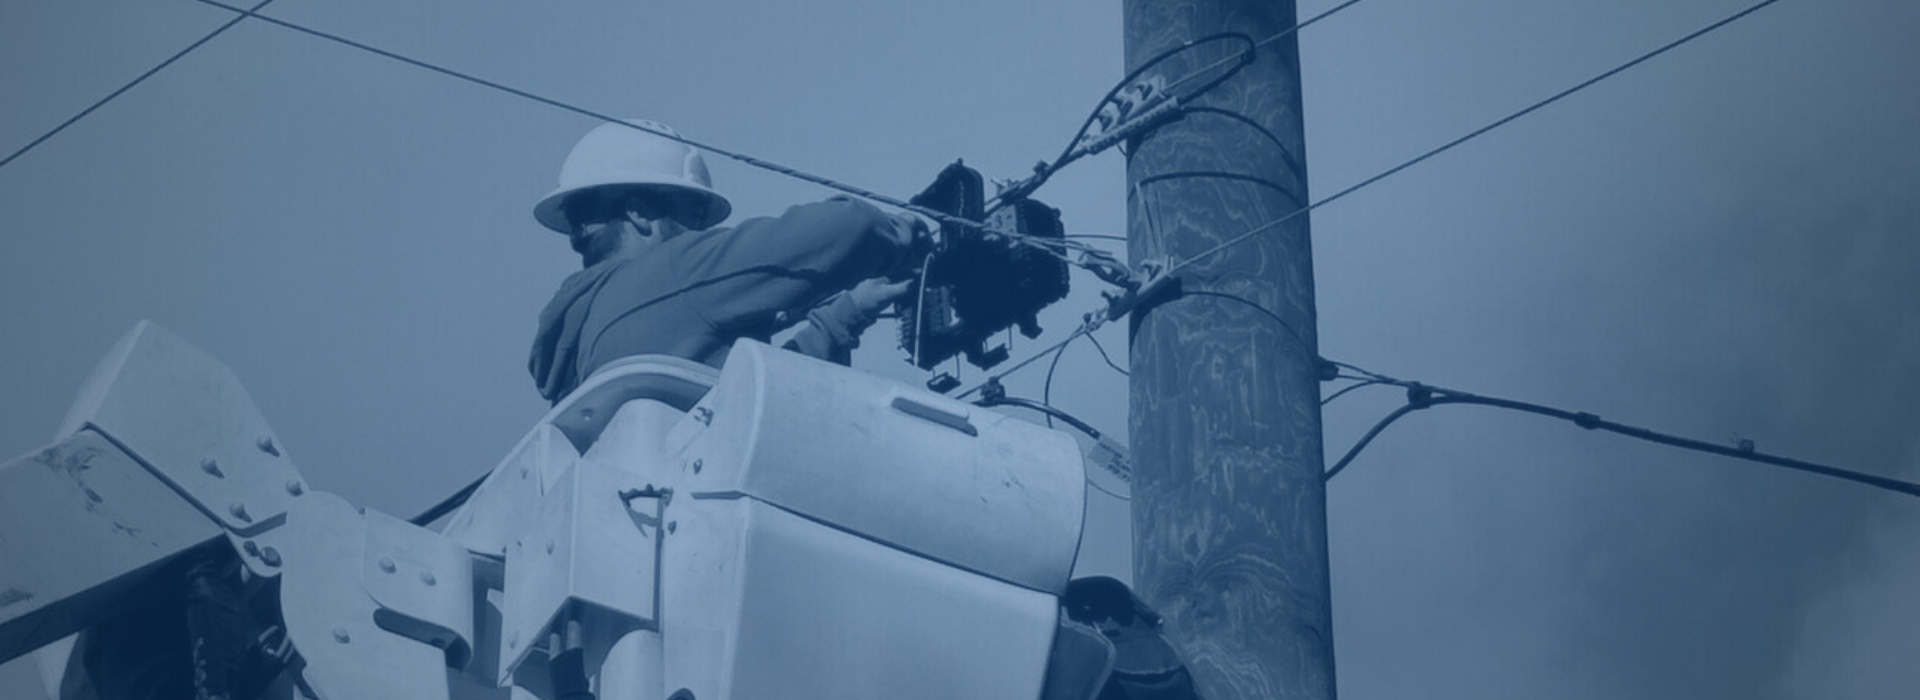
[1165,0,1790,277]
[973,382,1133,501]
[986,0,1371,215]
[1317,365,1920,500]
[1321,377,1388,406]
[5,0,1380,404]
[956,321,1097,400]
[985,32,1257,214]
[1157,0,1370,102]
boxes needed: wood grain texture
[1124,1,1336,698]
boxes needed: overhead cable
[1087,332,1129,377]
[1167,0,1789,276]
[181,0,1104,266]
[975,390,1133,501]
[1321,378,1387,406]
[978,395,1104,441]
[0,0,277,171]
[984,0,1369,214]
[956,321,1096,400]
[1158,0,1370,101]
[1320,371,1920,500]
[411,469,486,526]
[987,32,1256,214]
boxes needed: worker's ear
[622,206,666,240]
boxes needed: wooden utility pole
[1124,0,1335,698]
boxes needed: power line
[411,470,486,526]
[1158,0,1370,101]
[1167,0,1789,276]
[1321,378,1387,406]
[1320,373,1920,500]
[178,0,1103,265]
[979,396,1104,441]
[975,394,1131,501]
[986,0,1370,214]
[1087,332,1129,377]
[987,32,1256,215]
[956,321,1095,400]
[0,0,277,171]
[1042,334,1079,428]
[1166,289,1315,357]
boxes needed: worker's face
[563,190,630,237]
[564,191,645,265]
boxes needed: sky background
[3,0,1918,698]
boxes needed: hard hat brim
[533,178,733,234]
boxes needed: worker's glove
[795,278,913,356]
[849,277,914,319]
[885,212,936,280]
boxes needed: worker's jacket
[530,197,915,403]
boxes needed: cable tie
[1573,412,1602,430]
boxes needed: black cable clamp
[1405,382,1434,408]
[1316,358,1340,382]
[979,376,1008,404]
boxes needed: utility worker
[528,119,926,403]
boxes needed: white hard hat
[533,119,733,234]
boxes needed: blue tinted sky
[3,0,1918,698]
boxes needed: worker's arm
[680,197,925,334]
[781,278,913,365]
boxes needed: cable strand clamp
[1099,258,1176,323]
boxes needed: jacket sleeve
[679,197,915,334]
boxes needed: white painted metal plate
[363,508,476,667]
[280,492,454,700]
[56,321,304,535]
[0,431,223,662]
[445,356,714,557]
[497,459,660,685]
[443,424,574,558]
